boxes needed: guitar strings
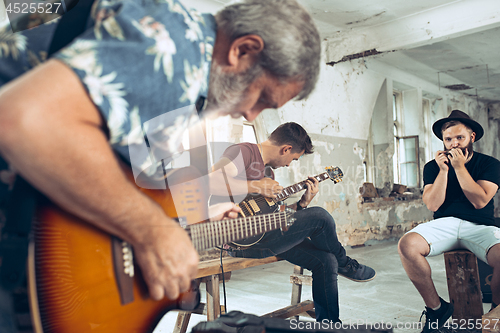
[244,178,314,205]
[239,172,335,211]
[187,212,288,251]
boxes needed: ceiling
[189,0,500,102]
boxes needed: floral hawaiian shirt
[0,0,216,207]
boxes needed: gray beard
[206,61,263,114]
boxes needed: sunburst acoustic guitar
[27,166,296,333]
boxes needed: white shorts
[408,217,500,264]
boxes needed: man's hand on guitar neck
[249,177,283,199]
[295,176,319,209]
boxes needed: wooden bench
[173,257,314,333]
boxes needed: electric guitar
[27,166,296,333]
[229,166,343,248]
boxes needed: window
[393,92,402,184]
[395,136,420,187]
[393,91,420,187]
[363,161,368,182]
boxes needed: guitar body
[229,193,280,246]
[238,193,280,217]
[30,167,206,333]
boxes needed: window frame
[394,135,420,188]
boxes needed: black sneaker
[420,297,454,333]
[337,257,376,282]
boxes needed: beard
[444,140,474,157]
[205,61,263,116]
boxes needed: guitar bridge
[122,241,134,278]
[112,237,135,305]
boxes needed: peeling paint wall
[273,60,385,140]
[277,134,432,246]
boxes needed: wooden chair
[173,259,314,333]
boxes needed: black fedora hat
[432,110,484,141]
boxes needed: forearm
[0,60,178,244]
[422,171,448,211]
[455,167,490,209]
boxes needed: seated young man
[209,122,376,323]
[398,110,500,333]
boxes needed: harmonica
[445,148,467,156]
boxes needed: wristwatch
[296,200,307,211]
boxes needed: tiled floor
[153,240,492,333]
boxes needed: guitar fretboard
[186,211,289,251]
[275,172,330,201]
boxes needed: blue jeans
[228,207,347,322]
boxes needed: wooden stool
[173,259,314,333]
[444,250,483,321]
[262,265,315,319]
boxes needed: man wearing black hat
[398,110,500,333]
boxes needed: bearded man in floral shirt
[0,0,321,331]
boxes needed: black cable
[220,247,227,315]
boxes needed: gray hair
[215,0,321,100]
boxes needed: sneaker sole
[339,271,377,282]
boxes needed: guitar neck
[275,172,330,201]
[186,211,289,251]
